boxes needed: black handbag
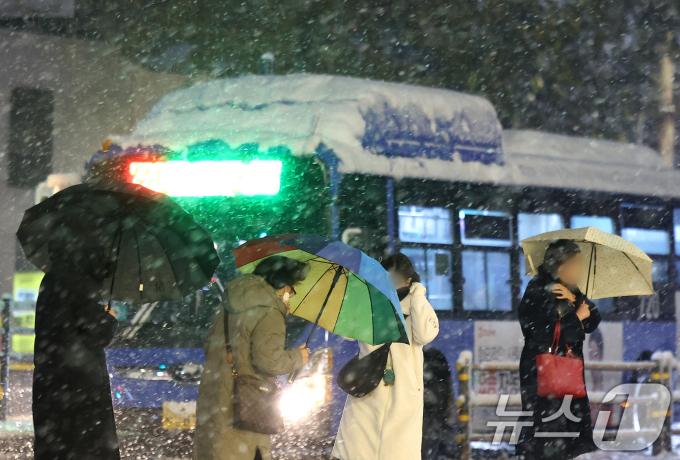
[337,343,392,398]
[223,305,284,435]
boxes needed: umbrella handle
[288,368,299,384]
[288,346,310,383]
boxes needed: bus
[87,74,680,457]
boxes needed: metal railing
[455,351,675,459]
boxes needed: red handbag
[536,321,587,398]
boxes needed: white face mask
[282,292,291,304]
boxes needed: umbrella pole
[592,244,597,295]
[133,228,143,298]
[289,265,343,384]
[306,265,343,348]
[585,243,595,298]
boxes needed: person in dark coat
[516,239,602,460]
[422,348,455,460]
[33,245,120,460]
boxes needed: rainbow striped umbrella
[234,234,408,345]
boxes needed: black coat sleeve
[519,281,585,348]
[74,300,118,348]
[519,282,559,347]
[558,305,586,344]
[577,296,601,334]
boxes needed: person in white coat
[332,253,440,460]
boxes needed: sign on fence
[473,321,523,434]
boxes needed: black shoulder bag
[337,343,392,398]
[223,304,284,435]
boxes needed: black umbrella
[17,180,220,302]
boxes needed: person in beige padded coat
[194,256,310,460]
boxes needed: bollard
[455,351,472,460]
[651,352,672,455]
[0,294,10,421]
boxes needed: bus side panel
[107,348,204,408]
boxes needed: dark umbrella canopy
[17,181,220,302]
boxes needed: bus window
[518,213,564,241]
[401,247,453,311]
[399,206,455,311]
[462,250,511,311]
[653,260,669,284]
[398,206,452,244]
[518,213,564,296]
[111,292,220,349]
[570,215,615,233]
[459,210,512,247]
[460,209,512,311]
[618,203,672,319]
[621,228,670,256]
[620,204,670,256]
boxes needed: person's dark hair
[540,239,581,278]
[253,256,309,290]
[381,253,420,284]
[637,350,653,361]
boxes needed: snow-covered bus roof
[503,130,680,198]
[112,73,680,199]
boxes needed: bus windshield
[110,290,221,349]
[109,282,311,349]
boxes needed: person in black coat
[33,246,120,460]
[422,348,455,460]
[516,239,602,460]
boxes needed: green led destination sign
[128,160,282,197]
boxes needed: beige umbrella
[520,227,654,299]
